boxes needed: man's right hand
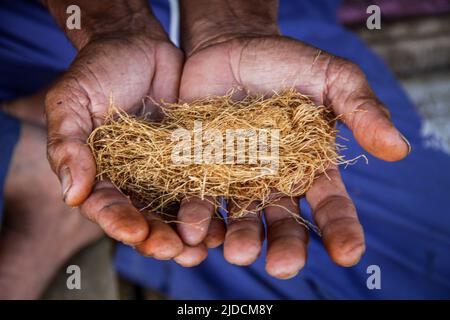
[44,0,185,258]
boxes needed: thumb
[45,79,96,206]
[325,59,411,162]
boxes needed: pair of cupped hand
[45,23,410,279]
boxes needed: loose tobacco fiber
[88,90,346,219]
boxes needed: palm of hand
[176,36,408,278]
[48,35,180,130]
[46,34,183,246]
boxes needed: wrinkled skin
[45,31,193,260]
[45,30,409,277]
[174,36,410,279]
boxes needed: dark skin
[0,96,102,298]
[43,0,410,278]
[173,0,410,278]
[43,0,188,260]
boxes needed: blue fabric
[0,113,20,224]
[0,0,75,99]
[0,0,74,223]
[0,0,449,299]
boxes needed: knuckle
[46,80,93,139]
[46,136,88,172]
[45,79,89,113]
[332,58,366,84]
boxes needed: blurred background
[35,0,450,300]
[340,0,450,154]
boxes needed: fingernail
[60,167,72,202]
[399,133,412,155]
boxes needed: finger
[143,43,184,119]
[80,180,149,245]
[150,42,184,103]
[177,196,215,246]
[264,197,308,279]
[174,242,208,267]
[135,212,184,260]
[325,58,410,161]
[45,81,95,206]
[223,200,264,266]
[306,165,365,266]
[204,214,226,248]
